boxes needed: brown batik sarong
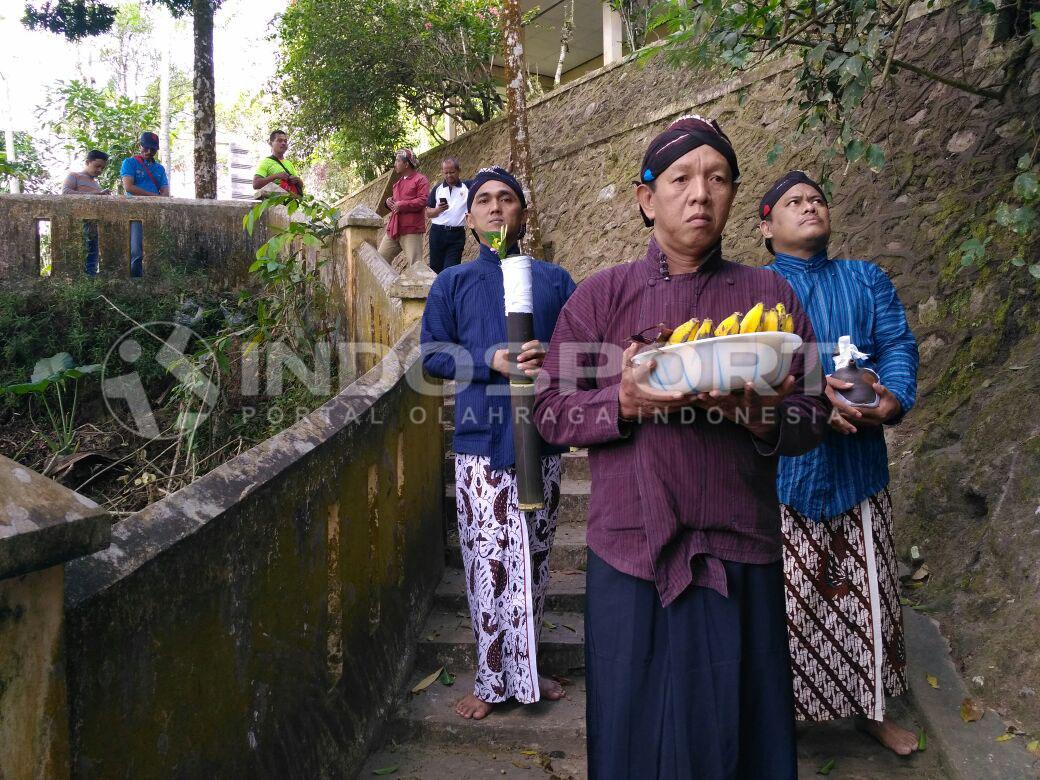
[455,453,561,704]
[781,488,907,722]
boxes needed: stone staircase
[361,395,947,779]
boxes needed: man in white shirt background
[425,156,469,273]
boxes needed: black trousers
[585,549,798,779]
[428,224,466,273]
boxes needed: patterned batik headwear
[395,148,419,168]
[637,115,741,228]
[759,170,828,255]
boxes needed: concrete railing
[0,194,265,283]
[62,324,444,777]
[0,455,111,780]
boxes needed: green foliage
[38,79,159,191]
[97,1,153,96]
[243,193,342,352]
[22,0,118,39]
[993,150,1040,279]
[608,0,662,53]
[0,133,50,193]
[649,0,1038,276]
[0,351,100,458]
[22,0,196,40]
[276,0,503,177]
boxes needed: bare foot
[539,676,567,701]
[859,717,919,756]
[455,694,494,720]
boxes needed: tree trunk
[502,0,542,256]
[159,9,172,170]
[554,0,575,87]
[192,0,217,199]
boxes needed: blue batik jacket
[768,250,919,520]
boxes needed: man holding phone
[425,156,469,273]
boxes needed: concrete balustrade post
[341,206,386,334]
[0,455,111,780]
[388,260,435,330]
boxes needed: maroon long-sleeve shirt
[533,237,829,606]
[387,171,430,239]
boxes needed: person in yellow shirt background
[253,130,304,197]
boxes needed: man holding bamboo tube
[420,166,577,720]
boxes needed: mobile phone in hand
[438,197,448,207]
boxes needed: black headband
[759,170,826,218]
[466,166,527,211]
[637,116,740,227]
[760,170,828,255]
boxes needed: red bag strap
[133,155,163,193]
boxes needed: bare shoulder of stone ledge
[0,454,112,579]
[64,325,423,608]
[343,204,383,228]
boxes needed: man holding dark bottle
[425,156,470,273]
[760,170,920,757]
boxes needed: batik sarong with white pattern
[455,453,561,704]
[781,487,908,722]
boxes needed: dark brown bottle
[831,338,879,406]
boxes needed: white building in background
[165,134,267,200]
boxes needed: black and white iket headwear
[637,115,741,228]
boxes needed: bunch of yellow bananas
[666,302,793,344]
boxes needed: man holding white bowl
[760,170,920,757]
[534,117,830,779]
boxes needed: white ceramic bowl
[631,331,804,393]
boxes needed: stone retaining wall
[64,325,444,778]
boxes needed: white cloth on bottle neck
[501,255,534,314]
[833,335,870,369]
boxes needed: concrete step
[416,610,585,678]
[362,743,586,780]
[447,524,587,572]
[561,450,590,480]
[363,685,944,780]
[435,568,586,614]
[444,480,590,526]
[384,669,588,755]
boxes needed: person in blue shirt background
[760,170,920,757]
[420,166,576,722]
[120,131,170,277]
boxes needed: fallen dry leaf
[911,564,931,581]
[960,698,985,723]
[410,667,444,694]
[996,733,1014,742]
[926,674,940,689]
[560,623,577,632]
[520,750,539,757]
[1026,739,1039,755]
[817,758,836,775]
[917,729,926,751]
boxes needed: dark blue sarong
[585,550,797,779]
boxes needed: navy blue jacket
[421,243,577,469]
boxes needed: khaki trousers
[377,232,424,267]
